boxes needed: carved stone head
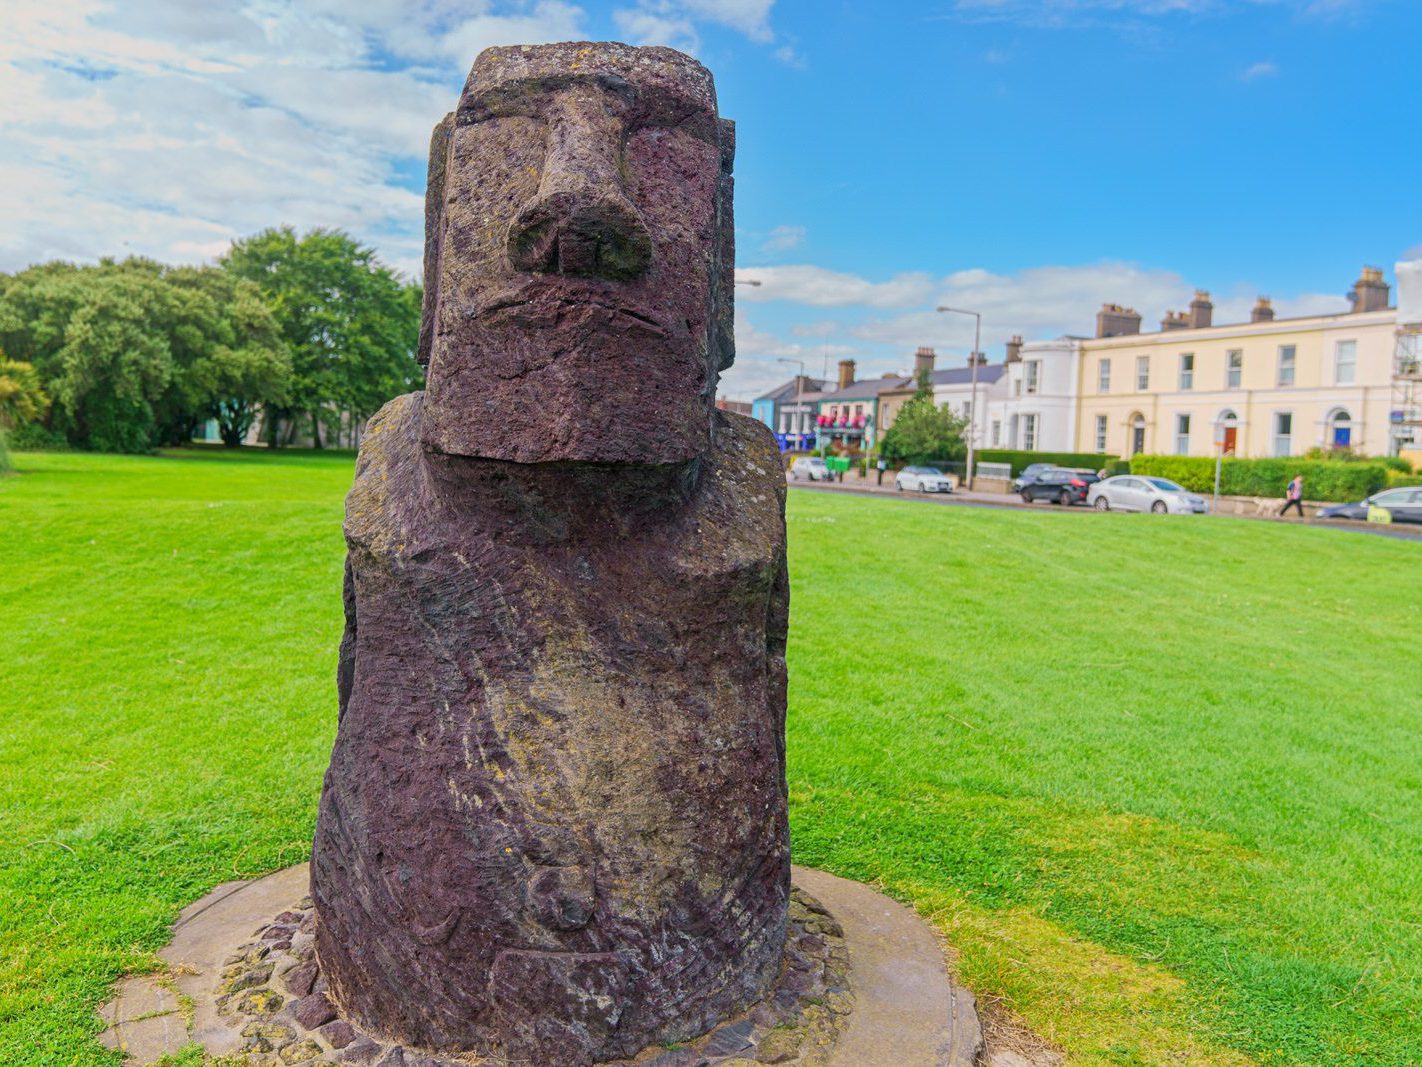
[418,42,737,464]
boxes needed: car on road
[895,466,953,493]
[1012,463,1059,492]
[788,457,831,481]
[1019,468,1099,506]
[1089,476,1208,514]
[1318,486,1422,524]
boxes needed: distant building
[715,396,753,416]
[813,360,908,449]
[751,375,831,450]
[1074,268,1403,458]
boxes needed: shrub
[1386,469,1422,489]
[974,449,1117,477]
[1129,455,1388,502]
[5,422,69,451]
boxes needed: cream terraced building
[1073,269,1403,460]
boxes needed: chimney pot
[912,346,936,379]
[1189,290,1213,329]
[1250,296,1275,323]
[1351,266,1390,313]
[837,358,856,390]
[1096,304,1142,338]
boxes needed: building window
[991,419,1002,446]
[1274,411,1293,456]
[1226,349,1242,389]
[1098,359,1111,392]
[1025,360,1040,394]
[1094,414,1108,451]
[1328,409,1352,449]
[1022,414,1038,451]
[1175,413,1191,455]
[1335,340,1357,385]
[1277,345,1296,387]
[1179,353,1194,390]
[1136,355,1150,391]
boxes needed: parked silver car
[788,457,832,481]
[895,466,953,493]
[1088,476,1208,514]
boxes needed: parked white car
[788,457,831,481]
[1089,475,1208,514]
[895,466,953,493]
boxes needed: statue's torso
[311,393,790,1060]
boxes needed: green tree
[879,371,968,466]
[0,259,290,452]
[221,227,421,448]
[0,357,48,430]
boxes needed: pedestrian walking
[876,458,886,486]
[1279,474,1304,517]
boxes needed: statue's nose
[507,96,652,281]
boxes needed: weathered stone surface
[282,959,318,997]
[321,1018,358,1049]
[293,991,337,1030]
[311,39,788,1067]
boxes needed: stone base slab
[98,863,982,1067]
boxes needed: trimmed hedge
[1387,469,1422,489]
[974,449,1117,477]
[1129,455,1389,502]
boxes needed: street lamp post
[777,356,805,450]
[937,305,981,490]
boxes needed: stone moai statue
[309,41,790,1066]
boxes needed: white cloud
[724,314,859,399]
[612,0,781,53]
[1241,60,1278,80]
[0,1,600,277]
[760,224,806,254]
[736,265,937,309]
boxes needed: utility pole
[937,306,981,489]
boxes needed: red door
[1222,426,1237,455]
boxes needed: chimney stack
[1005,335,1023,363]
[1350,266,1390,313]
[1096,304,1142,338]
[1251,297,1275,323]
[913,346,936,379]
[793,374,815,394]
[837,358,856,390]
[1189,290,1213,329]
[1161,310,1190,331]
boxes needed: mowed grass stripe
[2,451,1419,1064]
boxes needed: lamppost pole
[937,306,981,490]
[777,356,805,450]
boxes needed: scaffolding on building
[1393,261,1422,456]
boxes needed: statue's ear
[418,111,455,369]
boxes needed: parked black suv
[1020,469,1100,506]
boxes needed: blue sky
[2,1,1418,399]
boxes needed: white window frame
[991,419,1002,446]
[1098,359,1111,393]
[1175,413,1191,455]
[1274,411,1293,456]
[1022,413,1038,451]
[1334,340,1357,386]
[1136,355,1150,391]
[1226,349,1242,389]
[1277,345,1296,387]
[1179,353,1194,391]
[1025,360,1041,395]
[1094,414,1108,451]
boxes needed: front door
[1222,426,1237,455]
[1332,425,1351,448]
[1131,424,1146,455]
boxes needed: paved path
[789,478,1422,542]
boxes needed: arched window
[1327,408,1352,449]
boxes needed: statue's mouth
[473,287,671,341]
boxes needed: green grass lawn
[3,449,1420,1066]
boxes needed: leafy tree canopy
[0,258,291,452]
[221,227,421,447]
[879,371,968,466]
